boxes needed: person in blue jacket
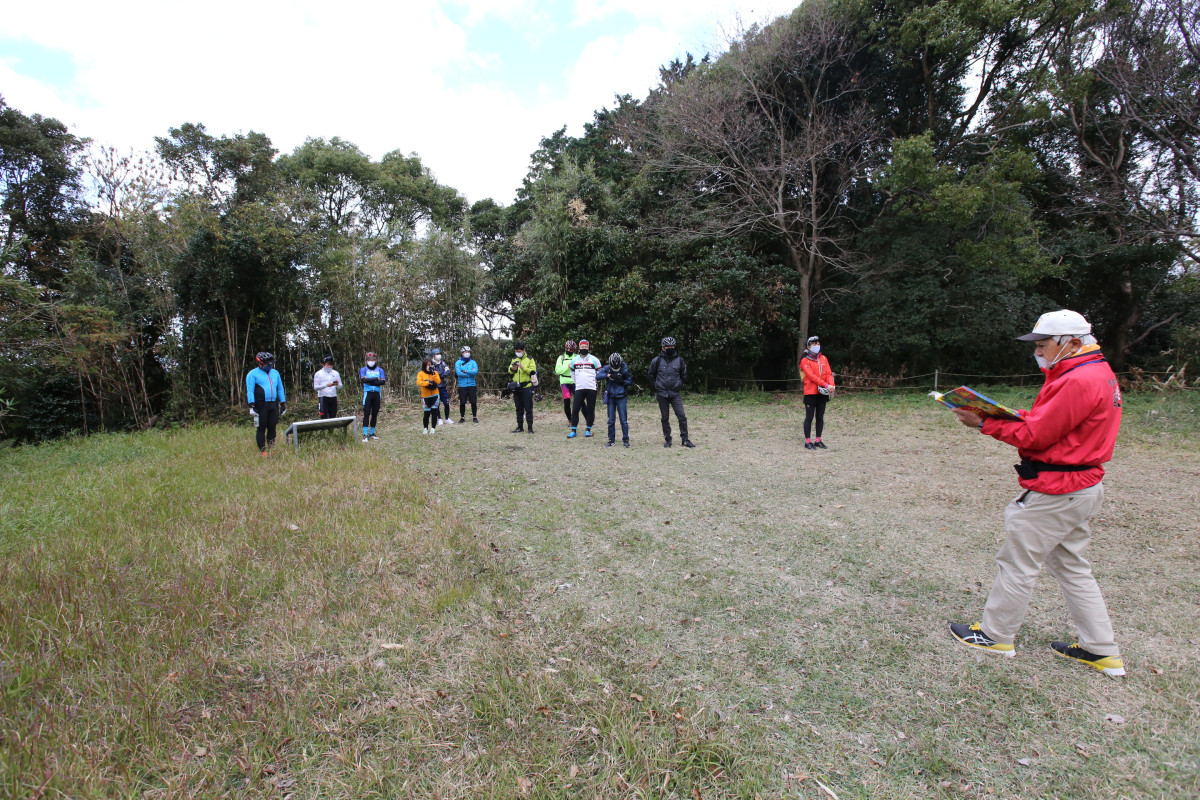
[246,351,286,455]
[598,352,632,447]
[359,351,386,441]
[455,345,480,423]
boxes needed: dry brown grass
[386,389,1200,799]
[3,390,1196,799]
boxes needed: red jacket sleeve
[983,381,1098,452]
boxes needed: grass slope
[0,426,746,799]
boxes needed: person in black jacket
[647,337,694,448]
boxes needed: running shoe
[815,441,828,449]
[682,439,695,448]
[445,418,455,424]
[473,417,479,423]
[1051,641,1125,677]
[568,428,577,439]
[584,428,592,437]
[949,622,1015,657]
[623,441,630,448]
[606,440,615,447]
[511,427,524,433]
[664,439,672,448]
[804,442,815,450]
[362,436,369,443]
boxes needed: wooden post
[934,369,939,392]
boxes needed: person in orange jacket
[799,335,835,449]
[416,358,442,434]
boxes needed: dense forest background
[2,0,1197,440]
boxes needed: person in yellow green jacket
[508,341,538,433]
[554,339,578,425]
[416,358,442,434]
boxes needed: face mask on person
[367,361,376,368]
[515,351,525,359]
[580,348,589,357]
[664,347,677,357]
[1034,336,1078,370]
[810,345,821,354]
[433,354,442,363]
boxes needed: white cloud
[0,1,803,206]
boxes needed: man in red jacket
[949,310,1126,677]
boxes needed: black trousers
[254,402,279,451]
[513,386,534,429]
[318,396,338,419]
[803,393,828,438]
[657,392,688,441]
[571,388,597,428]
[561,383,574,420]
[459,386,478,419]
[438,385,451,419]
[363,392,381,428]
[423,395,439,429]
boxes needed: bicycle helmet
[256,351,275,368]
[578,339,590,350]
[608,352,623,368]
[366,351,377,359]
[661,336,676,348]
[322,354,334,364]
[807,336,820,345]
[564,339,577,353]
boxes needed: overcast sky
[1,0,799,206]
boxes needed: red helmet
[578,339,590,350]
[564,340,577,353]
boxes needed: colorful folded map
[929,386,1024,421]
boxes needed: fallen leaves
[1105,713,1126,725]
[516,775,532,795]
[630,693,644,702]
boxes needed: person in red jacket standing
[949,310,1126,677]
[798,335,835,449]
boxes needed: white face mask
[1035,337,1077,370]
[515,352,525,359]
[366,361,376,368]
[433,354,442,362]
[810,344,821,354]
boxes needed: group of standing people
[245,334,840,452]
[519,337,692,447]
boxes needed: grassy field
[1,389,1197,799]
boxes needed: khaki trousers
[981,483,1119,656]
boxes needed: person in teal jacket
[246,351,286,454]
[455,346,480,423]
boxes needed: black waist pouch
[1014,460,1095,480]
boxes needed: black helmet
[256,351,274,367]
[608,352,623,368]
[322,354,334,364]
[661,336,676,348]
